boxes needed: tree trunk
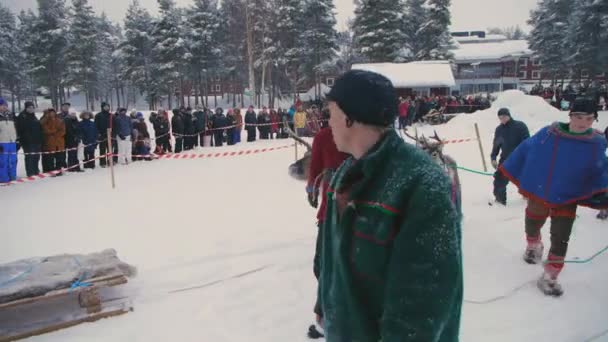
[245,1,257,109]
[11,92,15,113]
[116,86,121,108]
[121,86,126,108]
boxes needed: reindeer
[284,119,313,181]
[402,128,462,213]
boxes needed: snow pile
[448,89,566,134]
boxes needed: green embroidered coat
[318,130,463,342]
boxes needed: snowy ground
[2,91,608,341]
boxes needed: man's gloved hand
[491,160,498,169]
[307,186,319,208]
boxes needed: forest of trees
[527,0,608,83]
[0,0,341,111]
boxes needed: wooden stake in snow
[474,123,488,172]
[107,129,115,189]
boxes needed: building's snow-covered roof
[452,40,532,62]
[454,34,508,43]
[351,61,456,88]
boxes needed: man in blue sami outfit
[500,97,608,297]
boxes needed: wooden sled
[0,273,132,341]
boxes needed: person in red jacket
[306,126,349,329]
[398,97,410,129]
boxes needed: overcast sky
[4,0,540,32]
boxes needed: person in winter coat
[490,108,530,205]
[56,103,72,169]
[500,97,608,297]
[95,102,113,167]
[306,126,349,322]
[398,97,410,129]
[257,107,271,139]
[226,109,236,146]
[115,108,133,165]
[194,106,207,147]
[294,106,307,137]
[64,111,83,172]
[133,112,151,160]
[40,108,66,174]
[78,112,97,169]
[182,106,195,150]
[244,106,257,142]
[233,108,243,144]
[16,101,43,176]
[172,109,185,153]
[0,97,18,182]
[316,70,462,341]
[270,109,279,139]
[152,110,172,152]
[211,108,227,147]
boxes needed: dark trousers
[42,152,64,172]
[83,147,96,169]
[246,127,256,142]
[214,132,224,147]
[313,222,323,317]
[99,141,118,166]
[398,117,407,129]
[174,137,183,153]
[156,136,172,152]
[23,145,41,176]
[67,148,80,170]
[525,199,577,257]
[493,168,509,204]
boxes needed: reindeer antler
[431,130,444,144]
[283,117,312,151]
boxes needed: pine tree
[528,0,573,81]
[120,0,156,108]
[17,10,39,105]
[565,0,607,77]
[273,0,306,100]
[402,0,428,61]
[417,0,453,60]
[151,0,188,108]
[30,0,69,108]
[352,0,405,62]
[301,0,338,100]
[96,13,123,109]
[66,0,99,110]
[186,0,221,106]
[220,0,247,107]
[0,4,19,105]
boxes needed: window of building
[581,69,589,78]
[597,72,606,77]
[214,84,221,92]
[520,58,528,67]
[214,76,220,82]
[532,58,542,66]
[519,70,528,79]
[532,71,541,79]
[326,77,335,87]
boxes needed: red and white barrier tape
[0,140,106,156]
[443,138,477,144]
[1,144,294,187]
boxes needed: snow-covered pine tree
[273,0,306,101]
[219,0,247,107]
[352,0,405,62]
[565,0,607,78]
[402,0,428,61]
[186,0,221,107]
[95,13,123,109]
[66,0,99,110]
[29,0,69,108]
[120,0,156,108]
[151,0,188,108]
[0,4,21,108]
[528,0,573,82]
[16,10,39,105]
[301,0,338,100]
[416,0,453,60]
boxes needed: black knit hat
[325,70,398,127]
[570,97,598,118]
[497,108,511,117]
[24,101,35,109]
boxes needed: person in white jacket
[0,97,18,183]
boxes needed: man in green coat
[316,70,463,342]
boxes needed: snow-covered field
[2,91,608,341]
